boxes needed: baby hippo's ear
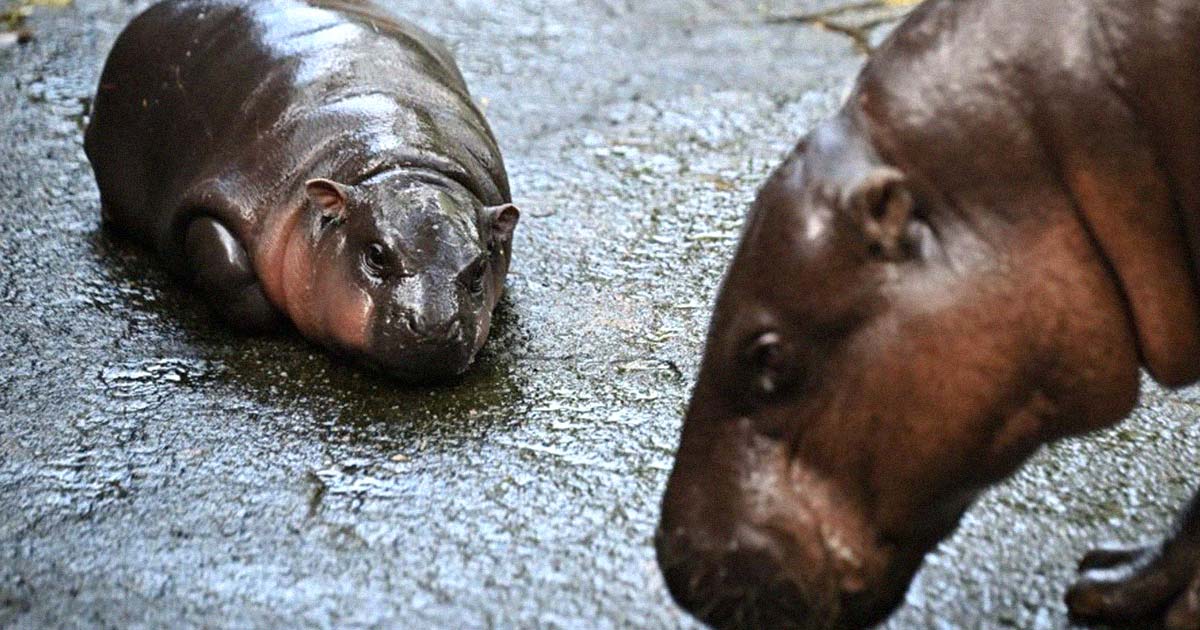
[305,178,349,223]
[484,203,520,246]
[844,166,918,261]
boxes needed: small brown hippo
[85,0,518,381]
[657,0,1200,628]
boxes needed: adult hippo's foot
[1068,494,1200,629]
[183,216,280,332]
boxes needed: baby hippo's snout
[402,308,464,340]
[370,282,482,382]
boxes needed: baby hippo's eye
[363,242,388,276]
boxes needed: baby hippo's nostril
[403,310,424,335]
[400,309,464,341]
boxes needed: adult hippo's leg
[1067,491,1200,628]
[183,216,280,332]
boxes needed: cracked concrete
[764,0,916,53]
[0,1,1196,629]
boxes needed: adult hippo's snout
[656,414,925,630]
[656,499,834,628]
[656,530,820,630]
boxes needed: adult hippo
[85,0,519,381]
[657,0,1200,627]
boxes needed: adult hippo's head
[281,169,518,382]
[655,109,1144,628]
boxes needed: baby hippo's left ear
[305,178,350,224]
[484,203,520,247]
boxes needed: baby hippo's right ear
[484,203,520,246]
[305,178,349,223]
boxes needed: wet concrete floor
[1,0,1197,628]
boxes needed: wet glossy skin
[658,0,1200,628]
[84,0,517,380]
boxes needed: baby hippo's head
[290,170,518,382]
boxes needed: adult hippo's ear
[483,203,520,250]
[305,178,349,226]
[845,166,919,261]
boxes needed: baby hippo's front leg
[183,216,280,332]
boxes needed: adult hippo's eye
[744,331,796,398]
[363,242,389,276]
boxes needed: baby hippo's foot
[184,216,281,332]
[1067,540,1200,629]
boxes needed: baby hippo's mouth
[364,313,480,383]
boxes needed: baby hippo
[85,0,519,381]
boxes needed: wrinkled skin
[657,0,1200,628]
[84,0,518,381]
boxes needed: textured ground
[0,0,1196,628]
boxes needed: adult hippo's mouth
[655,414,973,630]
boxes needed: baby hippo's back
[86,0,508,257]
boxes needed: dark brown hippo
[84,0,518,381]
[657,0,1200,627]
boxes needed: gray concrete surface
[0,1,1196,628]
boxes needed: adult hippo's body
[85,0,518,381]
[658,0,1200,628]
